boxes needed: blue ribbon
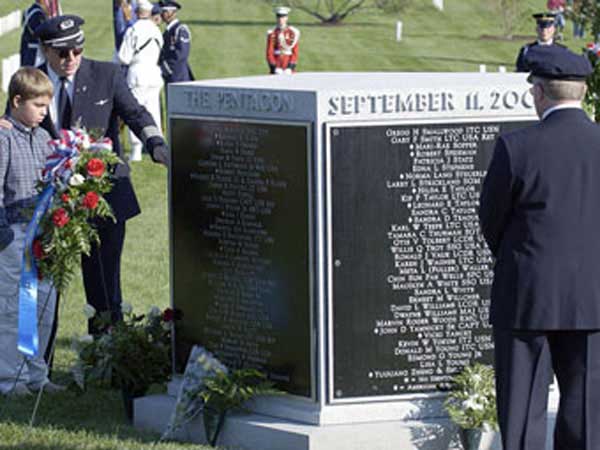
[17,135,78,357]
[17,186,55,357]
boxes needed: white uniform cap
[137,0,154,12]
[274,6,291,16]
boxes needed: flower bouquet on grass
[71,304,179,419]
[444,363,498,450]
[34,129,120,292]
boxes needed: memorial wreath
[32,129,120,292]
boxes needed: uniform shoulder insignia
[177,24,191,43]
[267,28,274,35]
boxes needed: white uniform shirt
[118,18,163,88]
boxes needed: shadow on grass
[0,386,163,445]
[409,54,513,67]
[406,32,481,41]
[0,445,105,450]
[187,19,379,28]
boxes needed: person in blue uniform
[158,0,193,83]
[479,45,599,450]
[20,1,54,67]
[516,12,564,72]
[32,15,169,333]
[113,0,138,52]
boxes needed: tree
[262,0,413,25]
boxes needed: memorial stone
[137,73,537,450]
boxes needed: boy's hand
[0,117,12,130]
[0,226,14,251]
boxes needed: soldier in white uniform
[118,0,163,161]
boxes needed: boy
[0,67,62,396]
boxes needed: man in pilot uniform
[118,0,163,161]
[516,12,562,72]
[480,45,600,450]
[33,15,169,334]
[158,0,193,84]
[266,6,300,75]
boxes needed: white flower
[69,173,85,186]
[82,304,96,319]
[121,302,133,315]
[78,334,94,344]
[471,374,482,384]
[463,395,485,411]
[148,306,161,318]
[80,134,91,150]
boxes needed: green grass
[0,0,582,448]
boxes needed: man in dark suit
[158,0,194,84]
[480,45,599,450]
[32,15,169,333]
[516,12,564,73]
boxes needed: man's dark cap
[526,45,593,81]
[533,12,556,28]
[159,0,181,11]
[151,3,161,15]
[34,15,85,48]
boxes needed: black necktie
[58,77,72,130]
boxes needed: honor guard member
[113,0,138,52]
[516,12,563,72]
[479,45,600,450]
[159,0,194,83]
[151,3,162,26]
[20,1,60,67]
[33,15,169,334]
[118,0,164,161]
[266,6,300,74]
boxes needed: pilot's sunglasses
[55,47,84,58]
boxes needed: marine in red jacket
[266,6,300,74]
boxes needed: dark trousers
[81,221,125,334]
[494,328,600,450]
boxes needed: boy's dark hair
[8,67,53,103]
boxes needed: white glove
[284,68,292,75]
[274,67,284,74]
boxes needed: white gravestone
[136,73,537,450]
[396,21,403,41]
[433,0,444,11]
[0,10,21,37]
[2,54,20,93]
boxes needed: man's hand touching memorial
[146,136,170,166]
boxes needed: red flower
[32,240,44,260]
[64,159,72,169]
[86,158,105,177]
[61,193,70,203]
[82,191,99,209]
[588,42,595,49]
[52,208,70,227]
[162,308,174,322]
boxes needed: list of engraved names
[171,119,311,395]
[382,124,495,392]
[330,121,530,398]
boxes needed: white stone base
[135,395,498,450]
[134,385,559,450]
